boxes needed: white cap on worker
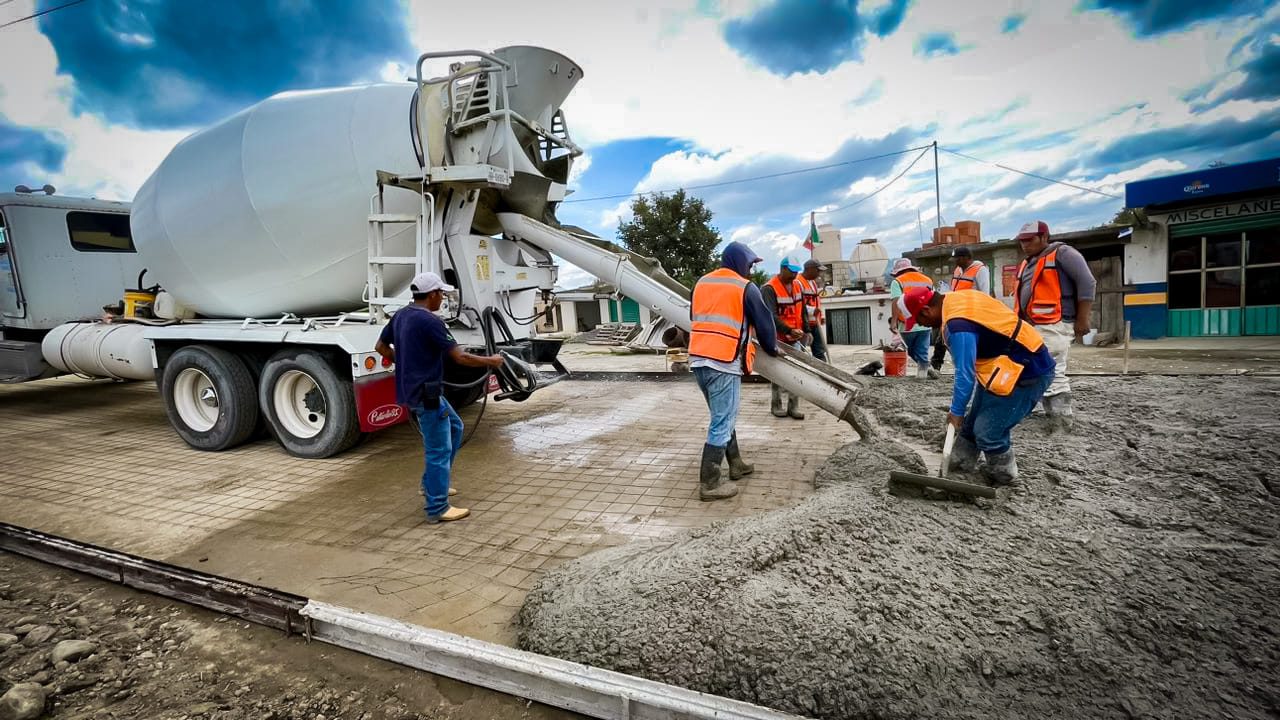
[410,271,454,295]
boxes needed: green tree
[749,268,770,286]
[617,189,721,288]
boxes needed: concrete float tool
[889,424,997,498]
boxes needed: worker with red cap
[1013,221,1096,427]
[900,286,1055,485]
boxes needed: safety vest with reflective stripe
[942,289,1046,385]
[797,276,824,324]
[1014,245,1063,324]
[951,262,985,291]
[766,275,804,335]
[689,268,757,373]
[891,269,934,324]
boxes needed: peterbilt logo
[1183,180,1210,194]
[366,404,405,427]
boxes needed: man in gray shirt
[1013,221,1096,425]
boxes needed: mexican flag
[803,212,821,253]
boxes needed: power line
[939,146,1122,200]
[0,0,89,30]
[814,146,931,215]
[561,144,934,204]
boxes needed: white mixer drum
[131,83,422,318]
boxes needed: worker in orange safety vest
[762,256,808,419]
[798,259,828,362]
[688,241,781,501]
[932,245,990,371]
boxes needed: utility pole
[933,140,941,229]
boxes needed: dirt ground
[0,553,578,720]
[518,375,1280,719]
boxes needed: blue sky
[2,0,1279,288]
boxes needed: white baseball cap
[410,271,454,295]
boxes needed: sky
[2,0,1279,290]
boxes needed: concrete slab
[0,374,852,646]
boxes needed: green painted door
[619,297,641,323]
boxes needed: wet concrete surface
[0,373,852,646]
[519,375,1280,719]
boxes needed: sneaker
[420,487,459,497]
[426,506,471,524]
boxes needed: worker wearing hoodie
[688,242,781,501]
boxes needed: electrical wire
[561,144,934,204]
[939,146,1121,200]
[0,0,90,30]
[814,146,932,215]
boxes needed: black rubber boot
[726,433,754,480]
[770,385,786,417]
[699,444,737,501]
[950,435,979,473]
[983,449,1019,486]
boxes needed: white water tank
[130,83,422,318]
[849,238,889,284]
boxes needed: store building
[1124,157,1280,338]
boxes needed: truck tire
[161,345,259,452]
[444,365,487,409]
[259,349,361,459]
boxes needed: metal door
[829,309,851,344]
[0,209,22,319]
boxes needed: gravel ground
[518,376,1280,719]
[0,553,577,720]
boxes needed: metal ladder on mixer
[365,185,434,322]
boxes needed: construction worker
[762,256,807,419]
[932,246,989,370]
[689,241,780,501]
[375,271,505,524]
[1013,221,1096,426]
[798,259,828,362]
[888,258,938,379]
[900,287,1055,485]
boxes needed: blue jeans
[902,330,931,366]
[693,366,741,448]
[411,397,463,517]
[961,374,1053,454]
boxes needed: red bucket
[882,349,908,377]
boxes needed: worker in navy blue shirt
[901,287,1055,486]
[375,271,504,523]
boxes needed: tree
[749,268,770,286]
[617,189,721,288]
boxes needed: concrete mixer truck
[35,46,871,459]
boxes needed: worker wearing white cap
[1013,221,1096,427]
[888,258,939,379]
[375,271,505,524]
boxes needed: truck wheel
[161,345,259,451]
[259,349,360,459]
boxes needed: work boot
[982,450,1019,486]
[916,363,930,379]
[699,444,738,501]
[1043,393,1075,431]
[786,394,805,420]
[949,435,979,473]
[726,433,754,480]
[426,506,471,524]
[770,385,787,417]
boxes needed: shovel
[889,424,997,498]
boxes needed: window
[1167,272,1201,310]
[67,211,134,253]
[1244,224,1280,308]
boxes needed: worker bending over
[762,257,808,419]
[375,272,505,523]
[901,287,1055,486]
[798,259,828,362]
[1013,221,1096,426]
[688,242,781,501]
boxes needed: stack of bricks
[955,220,981,244]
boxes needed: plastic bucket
[883,349,908,376]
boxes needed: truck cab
[0,191,143,381]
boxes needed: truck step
[368,256,419,265]
[368,214,419,223]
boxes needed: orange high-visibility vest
[797,276,824,324]
[951,262,984,291]
[942,289,1046,391]
[1014,246,1063,324]
[689,268,757,373]
[766,275,804,335]
[891,269,934,324]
